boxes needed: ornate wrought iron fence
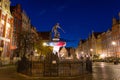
[17,60,87,77]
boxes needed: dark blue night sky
[10,0,120,47]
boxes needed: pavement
[0,65,30,80]
[1,62,120,80]
[0,65,91,80]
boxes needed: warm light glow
[34,53,39,56]
[112,41,116,46]
[43,42,48,46]
[81,51,84,54]
[90,48,93,52]
[0,37,10,42]
[59,47,68,57]
[6,23,10,28]
[100,54,106,59]
[1,20,4,24]
[86,55,89,57]
[35,49,37,52]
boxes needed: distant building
[59,47,76,60]
[59,47,68,59]
[77,32,103,59]
[37,31,52,41]
[77,15,120,59]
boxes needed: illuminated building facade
[77,14,120,59]
[11,4,35,58]
[0,0,13,62]
[22,10,31,32]
[99,18,120,58]
[10,4,22,57]
[76,32,102,59]
[19,10,31,57]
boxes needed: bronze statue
[52,23,64,38]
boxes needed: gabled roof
[93,32,103,38]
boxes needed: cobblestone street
[0,62,120,80]
[0,65,30,80]
[0,65,90,80]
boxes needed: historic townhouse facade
[19,10,31,57]
[77,16,120,59]
[0,0,49,63]
[101,30,112,57]
[30,25,39,54]
[76,32,102,59]
[96,33,102,56]
[0,0,13,63]
[111,18,120,57]
[101,18,120,58]
[10,4,22,57]
[10,3,38,58]
[22,10,31,32]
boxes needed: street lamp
[81,51,84,54]
[112,41,116,46]
[43,42,48,46]
[90,48,93,59]
[111,41,118,64]
[90,48,93,52]
[111,41,117,57]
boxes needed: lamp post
[111,41,118,64]
[111,41,117,57]
[90,48,93,60]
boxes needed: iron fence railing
[17,60,88,77]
